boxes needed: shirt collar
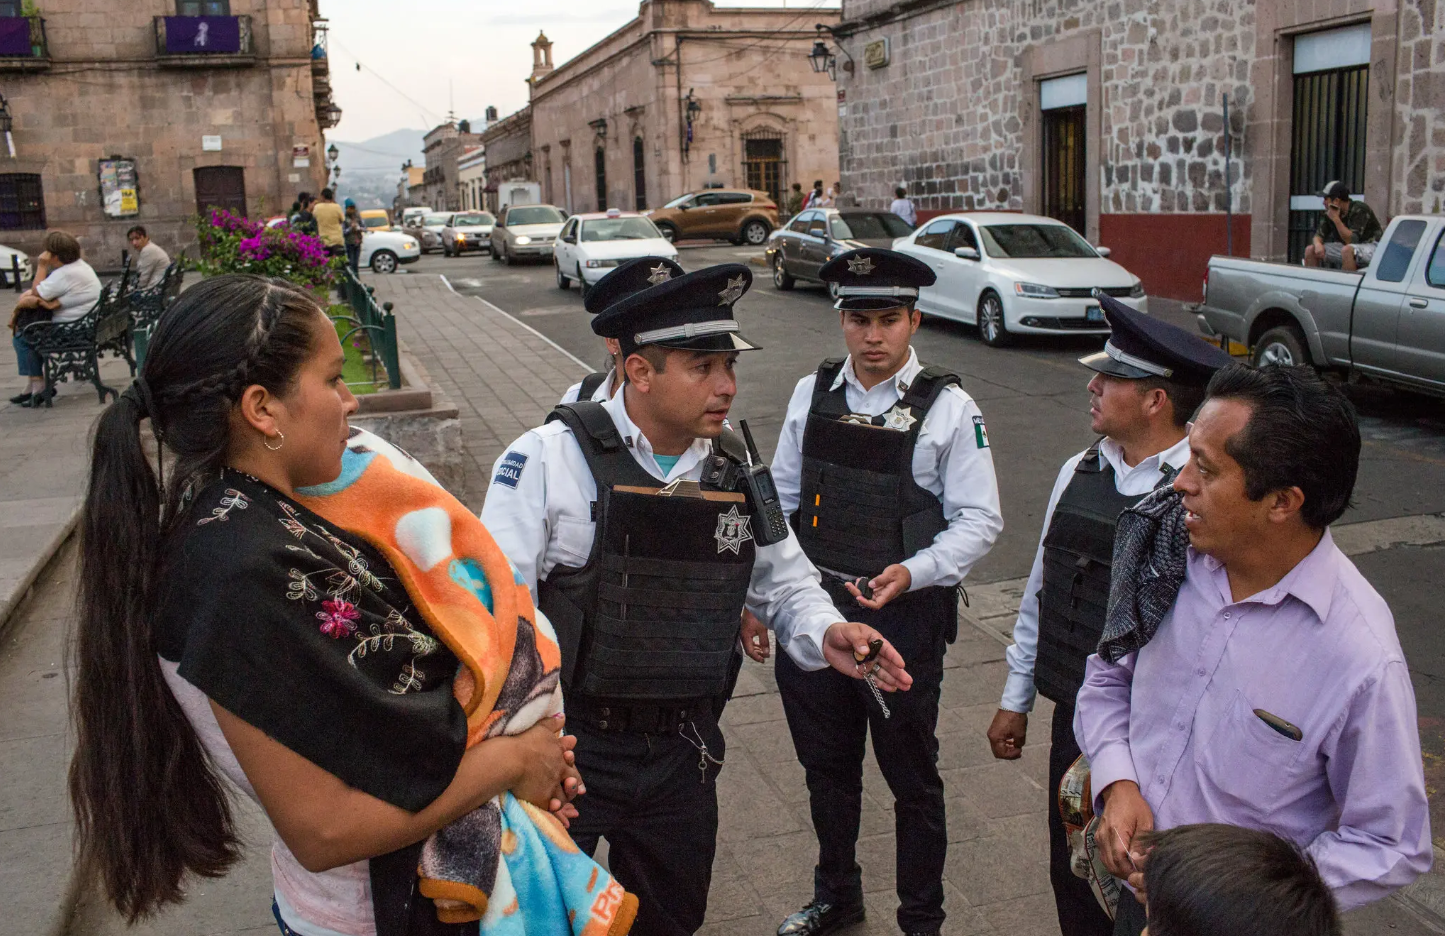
[1099,434,1191,476]
[1195,528,1339,622]
[604,385,711,480]
[830,347,923,396]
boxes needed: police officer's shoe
[776,899,865,935]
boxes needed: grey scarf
[1098,486,1190,663]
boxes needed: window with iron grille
[741,127,786,208]
[0,2,22,18]
[177,0,230,14]
[0,173,45,230]
[633,137,646,211]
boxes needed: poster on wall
[98,158,140,218]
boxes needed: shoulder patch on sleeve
[972,414,990,449]
[492,451,529,488]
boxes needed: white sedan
[553,209,679,299]
[359,230,421,274]
[893,212,1146,347]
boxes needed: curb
[0,500,81,642]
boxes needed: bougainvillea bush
[193,209,341,290]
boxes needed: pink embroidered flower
[316,599,360,638]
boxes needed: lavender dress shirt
[1074,529,1431,910]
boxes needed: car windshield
[979,224,1097,258]
[831,214,916,240]
[422,215,450,226]
[362,216,389,228]
[581,217,662,241]
[506,206,564,225]
[452,213,493,226]
[662,194,695,209]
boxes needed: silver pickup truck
[1197,214,1445,396]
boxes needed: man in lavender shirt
[1075,365,1431,936]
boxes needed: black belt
[566,696,715,734]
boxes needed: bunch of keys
[853,638,891,719]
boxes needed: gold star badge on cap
[847,255,876,275]
[718,274,747,306]
[648,264,673,285]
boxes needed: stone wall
[1393,0,1445,216]
[2,0,328,262]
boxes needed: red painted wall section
[1100,213,1252,303]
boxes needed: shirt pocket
[1193,689,1304,818]
[547,515,595,568]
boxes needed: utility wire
[331,37,445,127]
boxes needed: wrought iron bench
[18,286,134,406]
[129,259,185,367]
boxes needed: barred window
[0,173,45,230]
[176,1,230,14]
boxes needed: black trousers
[567,714,725,936]
[1048,700,1115,936]
[776,584,951,934]
[1112,890,1147,936]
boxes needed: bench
[19,284,135,406]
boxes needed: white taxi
[553,209,679,298]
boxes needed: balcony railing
[153,14,255,67]
[0,17,49,71]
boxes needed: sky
[323,0,840,152]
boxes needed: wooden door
[194,165,246,217]
[1042,105,1086,235]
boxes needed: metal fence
[334,268,401,391]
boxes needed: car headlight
[514,235,533,246]
[456,233,467,241]
[585,259,621,269]
[1129,281,1146,298]
[1014,282,1060,299]
[403,240,417,249]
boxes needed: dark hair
[895,186,907,197]
[1138,376,1207,429]
[792,182,802,191]
[1204,363,1359,529]
[321,187,335,200]
[127,225,148,239]
[44,230,82,264]
[70,274,324,921]
[297,191,313,208]
[813,179,823,188]
[1141,824,1340,936]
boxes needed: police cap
[817,247,937,312]
[591,262,760,354]
[1080,293,1234,386]
[584,256,686,315]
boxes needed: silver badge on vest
[714,505,754,554]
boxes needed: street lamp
[808,24,852,81]
[327,142,339,164]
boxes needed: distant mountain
[329,128,427,177]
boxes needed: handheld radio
[737,420,789,546]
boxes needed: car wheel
[556,261,570,290]
[978,291,1011,347]
[656,222,678,243]
[772,254,795,291]
[370,250,398,274]
[577,265,592,300]
[741,219,770,246]
[1252,325,1310,369]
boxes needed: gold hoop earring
[263,430,285,452]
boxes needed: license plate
[1085,304,1104,323]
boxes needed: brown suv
[645,189,779,246]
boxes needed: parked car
[359,229,421,274]
[359,208,392,232]
[0,244,31,288]
[553,209,679,298]
[1198,214,1445,395]
[491,204,567,265]
[890,212,1145,347]
[441,211,496,257]
[766,208,916,296]
[644,189,778,246]
[406,212,453,254]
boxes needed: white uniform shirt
[481,387,844,671]
[1000,434,1191,713]
[772,348,1003,592]
[889,198,918,227]
[558,367,617,405]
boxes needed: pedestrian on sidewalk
[986,295,1232,936]
[68,274,581,936]
[1076,364,1432,936]
[786,182,806,217]
[292,192,317,236]
[481,262,913,936]
[342,199,364,275]
[559,256,683,405]
[805,180,825,209]
[313,187,346,258]
[127,225,171,290]
[767,248,1002,936]
[8,230,102,407]
[889,186,918,228]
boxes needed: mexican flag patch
[973,415,990,449]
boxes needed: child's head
[1140,824,1340,936]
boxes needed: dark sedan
[764,208,916,297]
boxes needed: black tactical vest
[793,358,958,579]
[1035,443,1177,705]
[536,401,755,703]
[577,370,610,401]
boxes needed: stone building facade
[834,0,1445,299]
[457,147,486,211]
[0,0,334,264]
[479,105,532,212]
[421,120,484,212]
[517,1,840,218]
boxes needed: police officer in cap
[770,248,1003,936]
[985,294,1233,936]
[481,262,913,936]
[561,256,685,404]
